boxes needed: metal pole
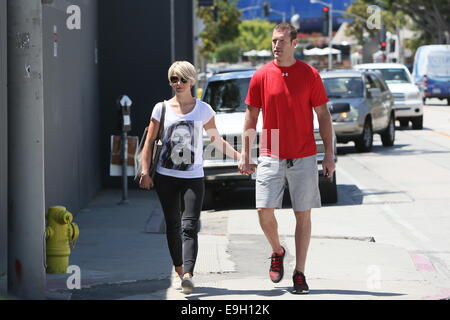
[193,0,198,95]
[170,0,175,62]
[119,132,129,205]
[328,4,333,70]
[0,0,8,292]
[7,0,46,300]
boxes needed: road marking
[426,129,450,139]
[410,254,437,272]
[338,166,431,243]
[425,287,450,300]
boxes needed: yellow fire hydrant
[45,206,80,274]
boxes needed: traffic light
[263,2,270,17]
[322,7,329,36]
[380,41,386,51]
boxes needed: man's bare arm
[239,106,260,175]
[314,104,335,178]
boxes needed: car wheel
[399,119,409,127]
[202,188,215,210]
[355,119,373,152]
[319,172,337,204]
[381,115,395,146]
[412,115,423,130]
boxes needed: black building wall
[98,0,193,187]
[42,0,101,213]
[0,0,7,289]
[0,0,193,292]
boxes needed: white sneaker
[181,277,194,295]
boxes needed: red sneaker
[292,270,309,294]
[269,246,285,283]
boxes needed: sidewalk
[43,189,448,300]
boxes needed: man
[239,23,335,294]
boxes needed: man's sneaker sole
[181,278,194,295]
[292,288,309,294]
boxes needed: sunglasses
[170,76,189,84]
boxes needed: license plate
[432,88,441,94]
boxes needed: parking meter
[117,95,133,204]
[118,95,132,132]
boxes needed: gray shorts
[255,155,321,212]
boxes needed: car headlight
[332,105,359,122]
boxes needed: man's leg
[258,208,283,255]
[259,207,286,283]
[294,209,312,273]
[255,156,286,282]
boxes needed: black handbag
[134,102,166,182]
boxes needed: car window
[323,77,364,98]
[203,78,249,113]
[370,74,388,92]
[364,75,377,90]
[373,68,411,84]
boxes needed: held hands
[238,155,257,176]
[139,174,154,190]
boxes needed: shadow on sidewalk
[184,286,405,299]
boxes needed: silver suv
[201,70,345,209]
[354,63,423,129]
[321,70,395,152]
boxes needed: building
[0,0,193,298]
[238,0,355,32]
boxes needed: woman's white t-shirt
[151,99,216,179]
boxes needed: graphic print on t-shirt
[160,120,196,171]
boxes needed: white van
[412,45,450,105]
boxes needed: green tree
[215,42,241,63]
[380,0,450,45]
[345,0,450,48]
[236,19,275,51]
[345,0,409,45]
[197,0,242,59]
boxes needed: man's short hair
[273,23,298,41]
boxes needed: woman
[139,61,240,294]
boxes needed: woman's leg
[154,173,183,270]
[180,178,204,277]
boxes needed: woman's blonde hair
[168,61,197,85]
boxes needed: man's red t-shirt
[245,60,329,159]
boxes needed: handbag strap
[157,102,166,140]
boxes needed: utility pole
[311,0,333,70]
[0,0,8,292]
[7,0,46,300]
[170,0,175,62]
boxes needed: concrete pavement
[36,188,450,300]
